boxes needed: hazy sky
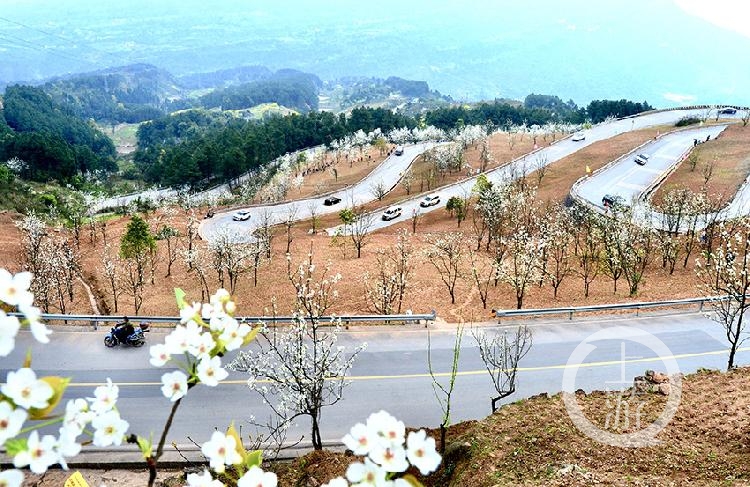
[1,0,749,106]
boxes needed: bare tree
[207,229,256,294]
[473,325,533,412]
[284,204,299,254]
[428,325,463,453]
[425,233,465,304]
[122,257,145,313]
[469,249,496,309]
[411,208,421,234]
[100,243,121,313]
[229,253,366,450]
[256,208,275,259]
[399,169,415,196]
[572,205,602,298]
[363,230,413,314]
[370,179,388,201]
[181,248,211,301]
[533,153,549,186]
[544,206,574,298]
[307,201,320,234]
[349,211,375,259]
[701,159,715,188]
[696,219,750,370]
[742,108,750,127]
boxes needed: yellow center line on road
[60,346,748,388]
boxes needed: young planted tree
[229,253,366,450]
[156,225,180,277]
[207,229,255,294]
[120,214,155,291]
[445,196,467,227]
[349,210,375,259]
[469,249,496,309]
[696,219,750,370]
[473,325,533,412]
[284,204,299,254]
[572,205,602,298]
[496,225,544,309]
[544,206,574,298]
[100,243,121,313]
[363,230,413,314]
[428,325,463,453]
[370,179,388,201]
[425,232,465,304]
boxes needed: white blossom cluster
[149,289,256,402]
[0,270,126,486]
[323,410,442,487]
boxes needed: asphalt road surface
[4,311,746,453]
[576,125,727,210]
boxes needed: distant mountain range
[2,63,451,123]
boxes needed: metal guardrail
[494,296,727,321]
[9,311,437,327]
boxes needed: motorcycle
[104,322,150,348]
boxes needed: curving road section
[326,109,746,234]
[199,143,437,240]
[575,125,727,212]
[3,313,746,455]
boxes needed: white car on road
[232,210,252,221]
[420,194,440,207]
[572,132,586,142]
[382,207,403,221]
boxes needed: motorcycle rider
[114,316,135,343]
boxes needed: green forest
[0,85,117,182]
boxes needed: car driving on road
[719,107,737,115]
[232,210,252,221]
[394,146,404,156]
[420,194,440,207]
[634,153,650,165]
[572,132,586,141]
[323,196,341,206]
[382,206,402,221]
[602,194,626,209]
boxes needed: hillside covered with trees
[0,85,117,182]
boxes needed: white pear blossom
[164,325,192,355]
[0,469,23,487]
[237,465,278,487]
[342,422,377,456]
[1,367,53,410]
[190,331,216,358]
[366,411,405,449]
[0,270,33,307]
[88,379,118,414]
[160,371,189,402]
[218,320,250,351]
[180,302,203,325]
[91,410,129,447]
[13,431,57,474]
[197,356,228,386]
[369,446,408,473]
[63,398,93,435]
[149,343,171,367]
[200,431,242,473]
[346,458,387,487]
[0,312,20,356]
[54,426,82,469]
[186,469,224,487]
[0,401,27,443]
[406,430,441,475]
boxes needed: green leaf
[241,325,261,347]
[226,423,247,461]
[29,376,70,420]
[244,449,263,469]
[174,288,187,310]
[136,435,153,459]
[5,437,27,456]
